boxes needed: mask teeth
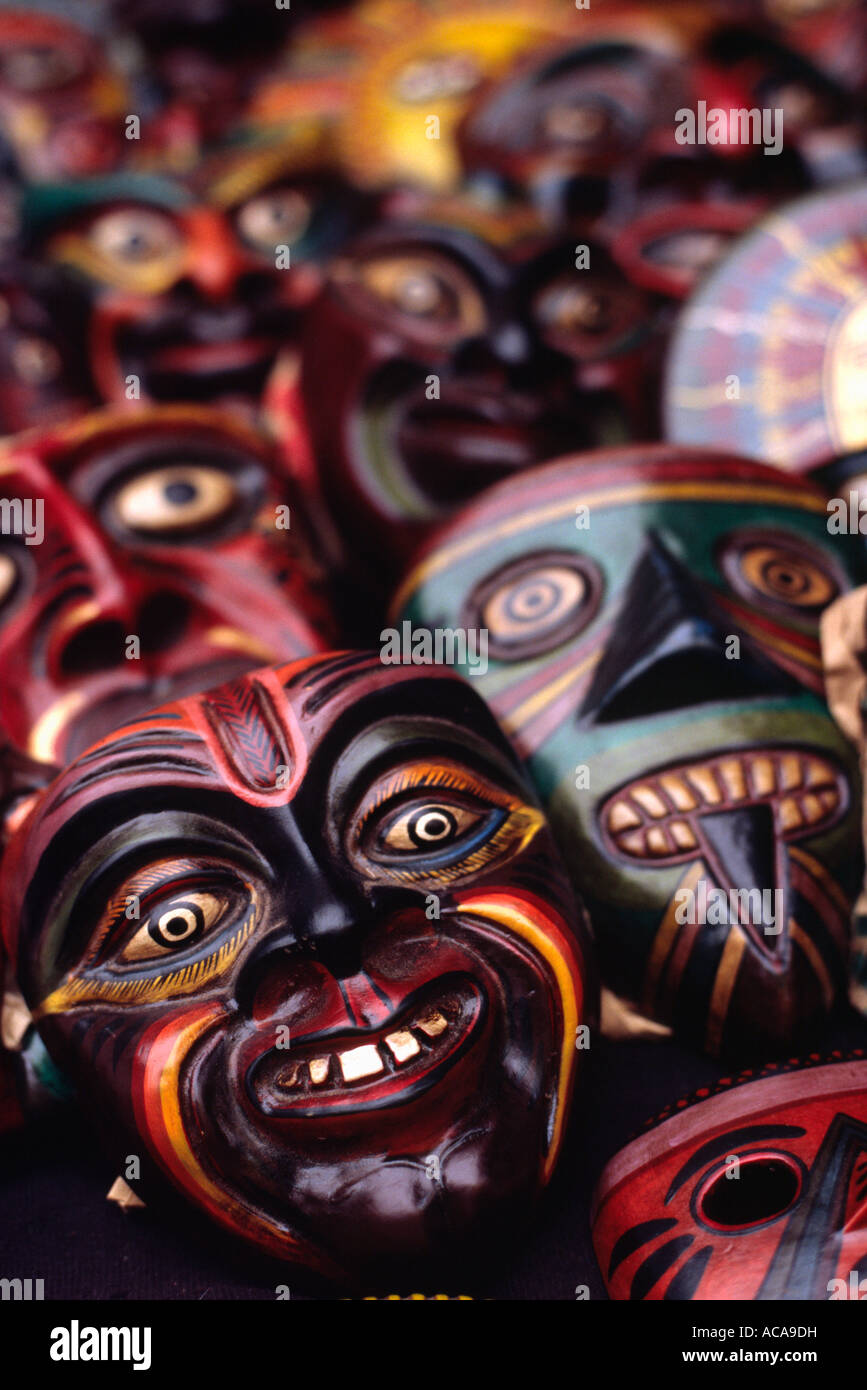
[604,750,841,861]
[275,1008,450,1093]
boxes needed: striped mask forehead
[395,447,836,611]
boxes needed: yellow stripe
[790,919,834,1009]
[456,894,579,1177]
[502,651,601,733]
[392,481,826,611]
[705,928,746,1056]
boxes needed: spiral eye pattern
[121,891,224,962]
[473,554,601,660]
[722,537,841,612]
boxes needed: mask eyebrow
[665,1124,807,1204]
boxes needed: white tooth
[339,1045,384,1082]
[416,1010,448,1039]
[384,1029,420,1064]
[308,1057,330,1085]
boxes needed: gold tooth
[645,826,671,856]
[800,792,825,825]
[608,800,642,832]
[717,758,748,801]
[416,1010,448,1039]
[750,755,776,797]
[779,796,803,831]
[686,766,723,804]
[338,1045,383,1082]
[804,757,831,787]
[659,774,698,811]
[276,1064,302,1089]
[630,784,668,818]
[779,753,803,791]
[383,1029,420,1064]
[309,1057,330,1085]
[818,788,839,812]
[619,829,647,856]
[670,819,697,850]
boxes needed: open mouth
[601,747,846,864]
[379,375,584,509]
[250,975,485,1117]
[115,310,294,403]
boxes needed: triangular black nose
[579,532,801,723]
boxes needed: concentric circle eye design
[380,802,478,853]
[85,207,183,268]
[236,189,311,253]
[471,552,602,660]
[346,757,542,887]
[720,533,842,612]
[695,1153,804,1233]
[121,891,223,962]
[334,251,485,338]
[111,464,238,536]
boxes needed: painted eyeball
[543,100,615,148]
[121,891,224,962]
[236,188,311,254]
[379,802,482,853]
[693,1151,804,1233]
[533,273,643,359]
[85,207,183,268]
[721,534,842,612]
[472,553,602,660]
[110,464,239,537]
[11,337,61,385]
[0,551,17,605]
[333,251,486,338]
[347,757,541,885]
[0,44,84,93]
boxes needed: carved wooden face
[0,406,332,764]
[0,10,128,180]
[2,654,592,1280]
[592,1054,867,1299]
[297,220,653,570]
[395,447,865,1055]
[35,169,358,410]
[458,31,689,217]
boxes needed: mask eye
[720,534,842,613]
[84,207,183,268]
[334,251,486,338]
[471,552,602,660]
[236,189,311,254]
[0,551,17,605]
[695,1152,803,1233]
[347,758,542,885]
[379,801,485,854]
[110,464,239,537]
[121,891,224,962]
[543,100,616,148]
[11,336,61,385]
[534,272,643,358]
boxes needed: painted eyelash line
[358,761,513,827]
[82,860,233,967]
[37,900,261,1017]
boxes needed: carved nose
[579,532,801,724]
